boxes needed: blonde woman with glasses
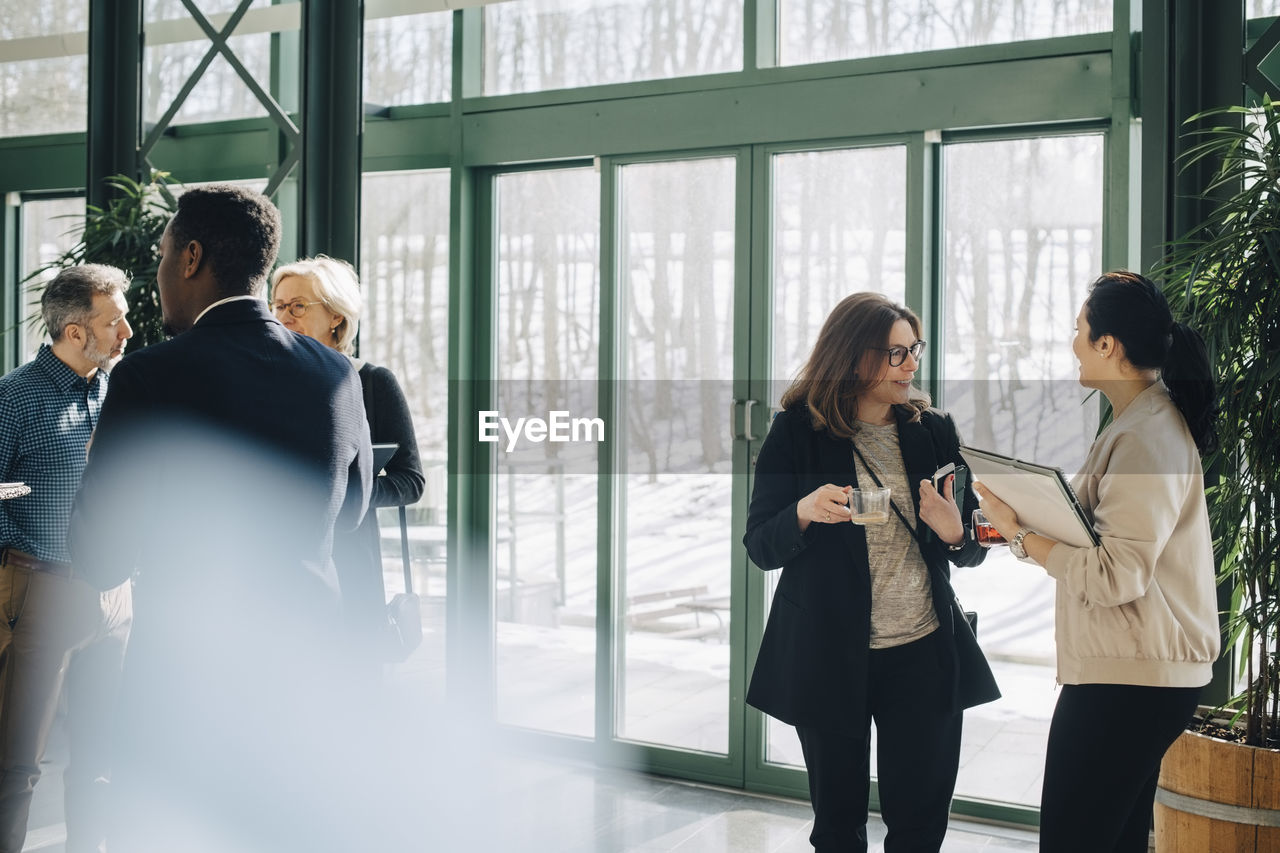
[271,256,425,666]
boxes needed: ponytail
[1086,271,1220,456]
[1164,321,1219,456]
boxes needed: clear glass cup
[972,508,1007,547]
[849,487,891,525]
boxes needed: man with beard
[0,264,134,853]
[70,185,372,852]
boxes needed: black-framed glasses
[271,300,324,319]
[871,339,926,367]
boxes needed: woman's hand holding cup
[797,484,853,531]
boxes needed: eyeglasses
[871,340,926,367]
[271,300,324,319]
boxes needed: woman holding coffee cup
[744,292,995,853]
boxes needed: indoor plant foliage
[1155,98,1280,749]
[26,172,179,351]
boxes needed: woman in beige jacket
[976,271,1219,853]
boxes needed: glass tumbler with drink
[849,487,891,525]
[972,508,1007,547]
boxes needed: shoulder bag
[383,505,423,662]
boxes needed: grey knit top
[852,421,939,649]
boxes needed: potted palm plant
[1151,98,1280,851]
[24,172,178,350]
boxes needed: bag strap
[850,441,922,546]
[851,436,969,614]
[398,505,415,595]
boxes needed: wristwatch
[1010,528,1034,559]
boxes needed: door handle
[728,399,759,442]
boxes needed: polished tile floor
[23,745,1040,852]
[485,757,1043,853]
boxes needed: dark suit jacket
[744,404,985,734]
[69,299,372,845]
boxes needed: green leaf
[1153,99,1280,745]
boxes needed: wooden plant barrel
[1155,729,1280,852]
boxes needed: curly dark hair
[169,184,281,296]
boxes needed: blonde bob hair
[270,255,363,355]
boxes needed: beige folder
[960,445,1100,548]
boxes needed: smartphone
[932,463,955,492]
[933,462,970,503]
[953,465,970,503]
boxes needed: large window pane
[0,0,90,137]
[360,169,451,703]
[484,0,742,95]
[0,55,89,137]
[364,10,451,106]
[0,0,87,39]
[18,197,84,363]
[771,146,907,408]
[145,0,275,16]
[943,133,1104,806]
[142,3,299,126]
[617,157,736,755]
[765,144,906,767]
[144,33,274,125]
[779,0,1111,66]
[494,167,600,738]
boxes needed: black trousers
[795,629,962,853]
[1039,682,1200,853]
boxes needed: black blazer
[744,404,985,734]
[333,360,425,652]
[70,299,377,853]
[70,299,372,721]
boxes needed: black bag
[950,594,1000,709]
[384,505,423,662]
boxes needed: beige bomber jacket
[1043,381,1220,687]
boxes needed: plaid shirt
[0,344,108,562]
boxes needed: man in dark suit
[70,185,372,852]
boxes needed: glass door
[740,132,1107,817]
[484,153,752,791]
[941,132,1104,808]
[746,142,910,788]
[478,132,1106,816]
[612,155,742,769]
[491,165,602,738]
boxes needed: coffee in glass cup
[849,487,891,525]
